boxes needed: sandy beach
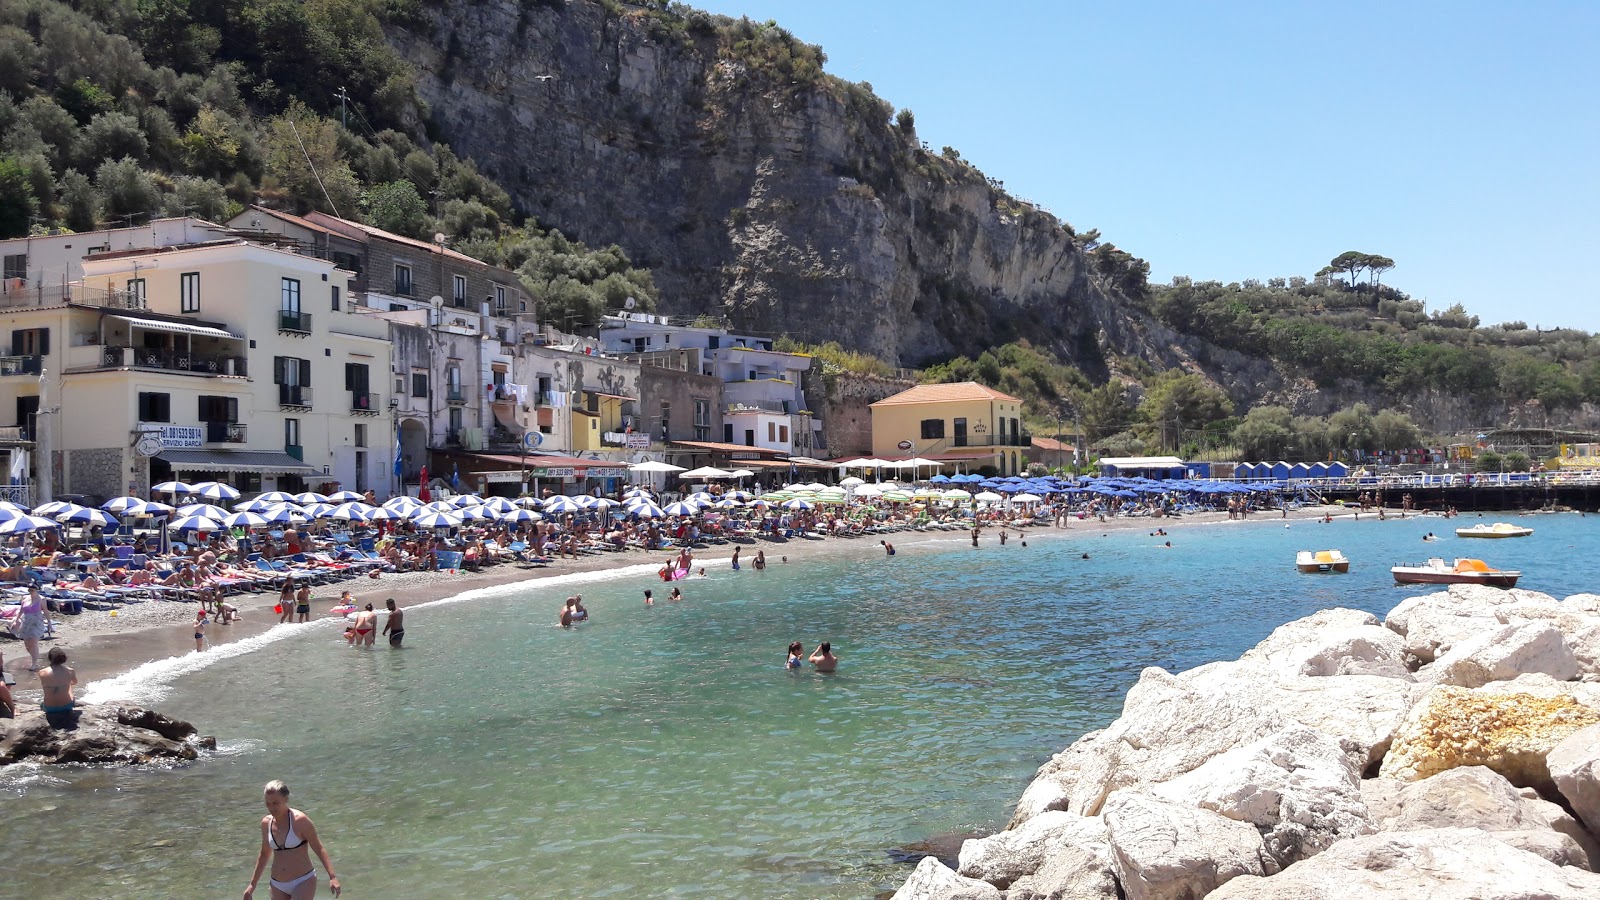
[3,505,1354,696]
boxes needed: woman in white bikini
[244,780,340,899]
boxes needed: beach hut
[1325,461,1350,478]
[1231,463,1252,479]
[1268,461,1292,480]
[1308,462,1329,478]
[1288,463,1311,480]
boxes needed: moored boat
[1454,522,1534,539]
[1295,549,1350,573]
[1391,557,1520,588]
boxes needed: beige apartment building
[0,239,391,501]
[869,381,1029,476]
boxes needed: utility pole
[335,87,349,129]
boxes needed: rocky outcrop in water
[0,705,214,766]
[893,585,1600,899]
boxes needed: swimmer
[560,598,574,627]
[781,556,788,564]
[1423,532,1438,542]
[880,540,895,557]
[643,589,654,606]
[808,642,838,673]
[669,587,681,602]
[785,641,804,670]
[353,604,377,647]
[696,567,706,577]
[571,596,589,623]
[1081,553,1090,559]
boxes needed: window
[180,272,199,313]
[394,263,412,295]
[1011,417,1020,444]
[494,284,507,315]
[10,328,50,357]
[452,275,466,307]
[660,401,671,436]
[137,392,171,423]
[920,418,945,440]
[768,421,776,442]
[354,423,367,447]
[126,277,146,306]
[779,424,789,443]
[285,418,300,447]
[693,399,710,441]
[330,285,341,311]
[446,365,461,396]
[346,363,372,408]
[280,278,300,312]
[2,254,25,280]
[197,395,238,423]
[273,356,311,385]
[411,372,428,398]
[448,406,463,435]
[708,336,720,350]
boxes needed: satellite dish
[623,297,636,309]
[429,295,444,306]
[433,232,447,245]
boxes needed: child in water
[786,641,804,670]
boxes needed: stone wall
[816,372,915,459]
[66,447,124,502]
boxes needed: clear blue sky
[691,1,1599,332]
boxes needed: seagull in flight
[534,75,556,82]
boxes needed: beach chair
[434,550,464,573]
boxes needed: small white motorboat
[1391,557,1520,588]
[1296,549,1350,573]
[1455,522,1534,539]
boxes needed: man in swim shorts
[383,599,404,647]
[38,647,77,723]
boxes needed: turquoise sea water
[2,511,1595,898]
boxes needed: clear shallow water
[2,512,1594,898]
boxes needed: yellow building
[869,382,1028,475]
[568,390,634,453]
[0,239,392,501]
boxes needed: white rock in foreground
[1102,792,1270,900]
[890,856,1002,900]
[956,811,1106,888]
[1207,827,1600,899]
[1421,621,1579,687]
[1548,723,1600,840]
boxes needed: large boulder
[1147,724,1371,867]
[1380,682,1600,789]
[890,856,1002,900]
[1102,792,1270,900]
[1420,621,1580,688]
[1010,731,1105,828]
[956,811,1105,888]
[1241,609,1408,678]
[1207,827,1600,899]
[1005,842,1120,900]
[0,705,211,766]
[1361,765,1597,869]
[1547,723,1600,840]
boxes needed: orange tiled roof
[869,382,1022,407]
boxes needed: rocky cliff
[386,1,1284,403]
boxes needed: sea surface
[2,511,1594,898]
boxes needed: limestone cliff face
[387,0,1282,401]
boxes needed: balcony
[446,387,467,404]
[0,355,42,376]
[285,444,304,461]
[349,391,381,416]
[206,422,247,444]
[96,346,247,377]
[945,434,1033,449]
[278,384,314,409]
[726,399,790,415]
[278,310,312,334]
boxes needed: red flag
[418,465,431,502]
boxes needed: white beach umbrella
[256,491,299,504]
[190,481,242,501]
[222,511,271,529]
[177,503,232,520]
[102,495,148,513]
[727,469,755,478]
[802,482,828,492]
[662,501,701,516]
[839,476,865,487]
[498,508,542,524]
[629,503,666,518]
[679,466,733,480]
[292,491,329,504]
[973,491,1003,502]
[0,514,61,534]
[410,510,464,529]
[630,460,685,473]
[259,504,309,524]
[853,485,883,498]
[1012,493,1043,503]
[781,498,815,510]
[57,507,118,527]
[33,500,82,517]
[542,496,582,514]
[167,513,222,532]
[151,480,195,495]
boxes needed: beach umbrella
[973,491,1003,502]
[942,488,971,499]
[929,474,950,484]
[727,469,755,478]
[291,491,329,504]
[367,507,408,521]
[679,466,734,480]
[458,506,493,521]
[630,460,685,474]
[714,498,744,509]
[259,504,309,524]
[515,496,542,508]
[166,513,222,532]
[498,508,542,524]
[591,497,620,509]
[814,496,846,505]
[839,476,866,487]
[760,491,793,502]
[572,495,600,509]
[542,496,582,514]
[780,498,815,510]
[151,480,194,495]
[328,504,374,523]
[177,503,232,520]
[222,511,271,529]
[410,510,464,529]
[232,498,277,513]
[256,491,299,504]
[57,507,118,527]
[102,495,149,514]
[325,490,364,502]
[881,491,912,503]
[33,500,83,517]
[139,501,175,516]
[448,494,484,508]
[423,501,457,513]
[629,503,666,518]
[910,489,944,500]
[725,490,754,501]
[190,481,242,501]
[301,502,338,518]
[661,501,701,516]
[0,514,61,534]
[801,482,828,492]
[384,496,425,513]
[480,497,517,514]
[853,485,884,498]
[1012,493,1043,503]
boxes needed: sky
[690,0,1600,332]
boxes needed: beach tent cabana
[1288,463,1311,480]
[1325,461,1350,478]
[1268,461,1292,480]
[1308,462,1329,478]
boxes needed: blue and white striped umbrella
[177,503,232,520]
[190,481,242,501]
[410,510,464,529]
[423,501,457,513]
[572,495,600,509]
[259,504,309,524]
[367,507,408,521]
[458,506,493,521]
[222,511,271,529]
[515,496,542,508]
[714,498,745,509]
[167,513,222,532]
[384,496,424,512]
[448,494,485,508]
[542,496,581,514]
[292,491,329,504]
[102,495,148,514]
[780,498,815,510]
[152,480,195,495]
[590,497,620,509]
[255,491,299,504]
[623,488,654,499]
[0,500,27,517]
[725,490,754,501]
[57,507,118,527]
[497,508,542,524]
[629,503,666,518]
[232,498,275,513]
[326,491,364,502]
[301,502,338,518]
[662,501,702,516]
[328,503,374,523]
[481,497,517,514]
[34,500,83,517]
[0,514,61,534]
[0,505,21,523]
[686,492,717,506]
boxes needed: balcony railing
[349,391,381,415]
[278,310,312,334]
[942,434,1033,449]
[278,384,313,408]
[725,399,790,415]
[103,346,247,376]
[206,422,247,444]
[446,387,466,404]
[0,355,42,376]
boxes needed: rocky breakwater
[0,705,215,766]
[893,586,1600,900]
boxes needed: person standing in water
[808,642,838,673]
[560,598,574,627]
[352,604,378,647]
[382,599,404,647]
[38,646,76,718]
[879,540,895,556]
[786,641,804,670]
[753,550,766,571]
[193,610,207,652]
[278,577,296,624]
[244,780,341,899]
[294,581,312,624]
[731,546,741,571]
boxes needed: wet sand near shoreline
[5,505,1355,693]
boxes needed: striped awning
[110,315,240,340]
[156,449,317,473]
